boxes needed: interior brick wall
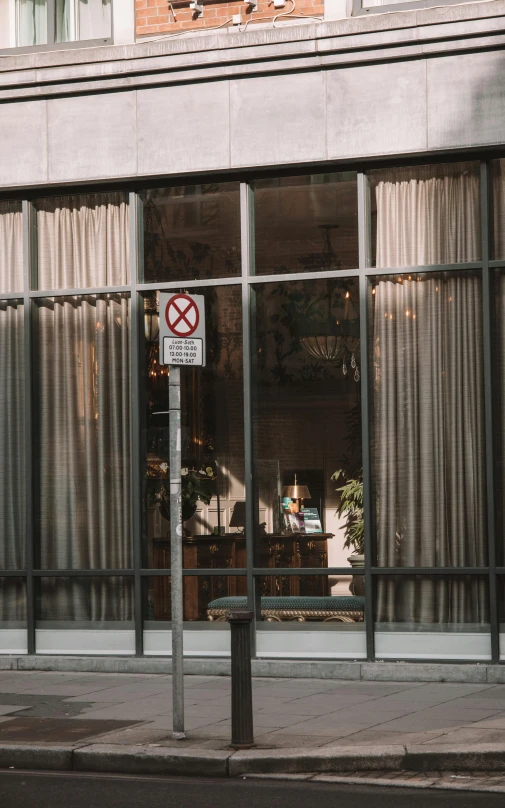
[136,0,324,37]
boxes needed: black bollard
[227,609,255,749]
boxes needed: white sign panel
[159,293,206,367]
[164,337,203,366]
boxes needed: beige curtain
[0,201,23,294]
[0,203,25,623]
[37,193,129,290]
[0,302,25,622]
[373,164,488,624]
[37,194,132,622]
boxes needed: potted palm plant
[331,469,364,594]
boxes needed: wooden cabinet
[151,532,331,620]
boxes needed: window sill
[0,38,113,57]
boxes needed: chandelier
[298,224,360,381]
[300,333,360,380]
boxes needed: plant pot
[347,553,365,596]
[158,500,197,524]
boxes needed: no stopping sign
[159,293,206,367]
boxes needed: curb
[1,742,505,778]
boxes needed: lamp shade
[145,311,160,343]
[282,475,311,500]
[230,501,246,528]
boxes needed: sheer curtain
[16,0,47,45]
[373,164,488,625]
[0,203,24,623]
[77,0,111,39]
[36,194,131,622]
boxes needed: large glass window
[371,271,487,568]
[2,159,505,662]
[0,202,23,294]
[34,294,131,571]
[36,193,129,290]
[254,173,358,276]
[251,278,362,594]
[142,285,244,583]
[375,575,490,661]
[370,162,481,268]
[142,184,241,283]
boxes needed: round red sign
[165,294,200,338]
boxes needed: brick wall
[136,0,324,37]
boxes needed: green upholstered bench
[207,596,365,623]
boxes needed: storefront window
[370,162,481,267]
[34,294,131,571]
[375,575,490,660]
[36,193,130,290]
[142,184,241,283]
[252,278,362,581]
[0,202,23,293]
[370,271,487,567]
[0,300,25,571]
[142,286,245,581]
[254,173,358,276]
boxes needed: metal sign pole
[169,365,185,739]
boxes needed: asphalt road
[0,772,503,808]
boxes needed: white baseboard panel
[0,629,27,654]
[375,631,492,660]
[256,630,366,659]
[143,630,231,656]
[35,630,136,655]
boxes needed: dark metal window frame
[0,0,113,55]
[1,159,503,663]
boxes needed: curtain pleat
[37,195,131,622]
[0,202,24,622]
[373,164,487,625]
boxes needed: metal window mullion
[240,182,256,656]
[22,201,36,654]
[129,192,143,657]
[47,0,55,44]
[30,286,131,298]
[480,162,499,663]
[358,172,375,662]
[364,262,482,277]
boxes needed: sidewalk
[1,670,505,780]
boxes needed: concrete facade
[0,0,504,191]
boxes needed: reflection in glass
[0,301,25,571]
[370,162,481,268]
[144,576,247,623]
[142,184,241,283]
[143,287,244,570]
[254,173,358,275]
[37,577,133,622]
[371,272,487,569]
[35,295,131,570]
[252,278,362,581]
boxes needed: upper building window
[0,0,111,50]
[354,0,479,13]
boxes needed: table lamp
[282,474,311,512]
